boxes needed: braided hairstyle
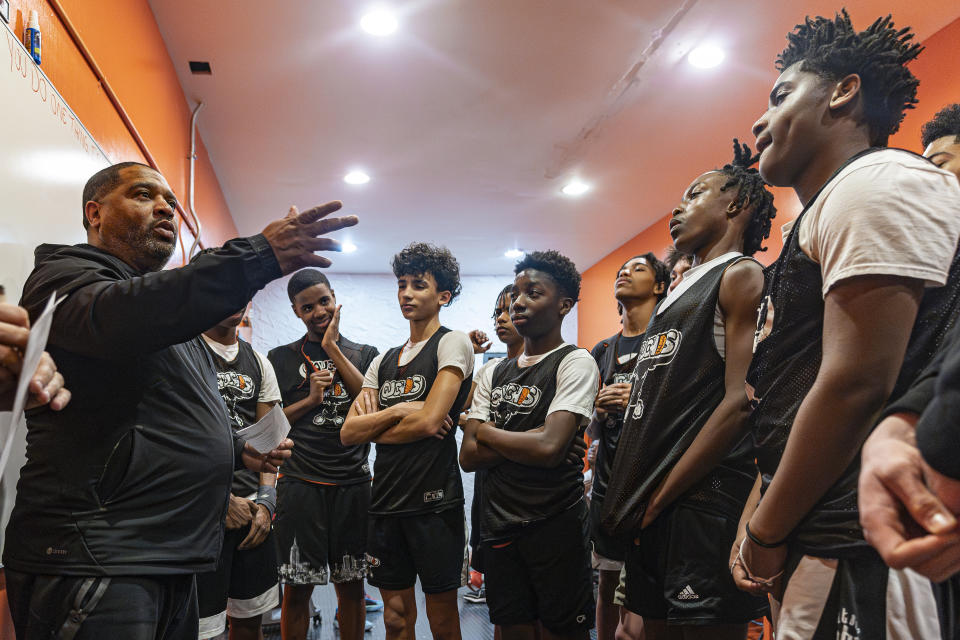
[718,139,777,256]
[776,9,923,146]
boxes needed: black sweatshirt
[884,318,960,480]
[3,236,281,576]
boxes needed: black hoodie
[3,235,281,575]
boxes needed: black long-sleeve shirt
[884,319,960,480]
[2,236,281,575]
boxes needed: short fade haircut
[921,104,960,149]
[515,250,581,304]
[618,252,670,302]
[776,9,923,146]
[391,242,462,305]
[82,161,155,230]
[287,269,332,302]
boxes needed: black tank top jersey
[204,337,263,497]
[371,326,472,516]
[749,147,960,557]
[590,333,644,503]
[481,344,584,540]
[602,255,757,537]
[267,336,378,484]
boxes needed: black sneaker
[463,586,486,604]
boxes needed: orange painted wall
[578,16,960,349]
[5,0,237,257]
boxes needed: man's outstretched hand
[261,202,359,274]
[242,438,294,474]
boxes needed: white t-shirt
[467,343,599,425]
[657,251,743,359]
[362,330,475,390]
[780,149,960,297]
[201,335,282,404]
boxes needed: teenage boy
[196,301,282,640]
[341,242,474,640]
[461,250,600,640]
[602,141,774,640]
[734,12,960,638]
[588,253,668,640]
[858,102,960,630]
[268,269,379,640]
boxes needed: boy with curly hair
[738,11,960,638]
[341,242,474,640]
[461,250,600,640]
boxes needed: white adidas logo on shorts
[676,585,699,600]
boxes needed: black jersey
[590,333,644,503]
[482,344,585,540]
[749,148,960,558]
[371,327,472,516]
[204,337,263,497]
[268,336,378,484]
[602,256,757,537]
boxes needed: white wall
[250,273,580,362]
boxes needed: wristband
[745,521,787,549]
[255,485,277,519]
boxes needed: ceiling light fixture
[504,249,525,259]
[360,7,398,36]
[688,45,725,69]
[342,241,358,253]
[343,170,370,185]
[561,179,591,197]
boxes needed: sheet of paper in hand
[0,292,61,476]
[236,403,292,454]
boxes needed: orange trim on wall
[6,0,237,248]
[578,15,960,349]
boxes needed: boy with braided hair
[738,11,960,638]
[603,140,774,640]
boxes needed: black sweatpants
[5,570,197,640]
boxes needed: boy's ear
[829,73,862,112]
[654,281,666,296]
[438,290,452,306]
[559,296,574,317]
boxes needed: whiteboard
[0,19,111,302]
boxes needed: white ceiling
[149,0,959,275]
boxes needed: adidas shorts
[366,506,468,594]
[197,524,279,639]
[770,548,949,639]
[483,500,595,634]
[274,477,370,585]
[624,502,767,624]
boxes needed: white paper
[0,293,60,477]
[236,403,291,454]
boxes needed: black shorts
[196,524,279,638]
[589,495,628,563]
[483,501,595,634]
[366,506,467,594]
[624,503,768,624]
[274,476,370,585]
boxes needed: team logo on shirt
[298,359,336,379]
[312,381,352,429]
[612,372,635,385]
[216,371,256,428]
[626,329,683,421]
[379,375,427,403]
[490,383,542,424]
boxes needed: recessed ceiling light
[343,170,370,185]
[504,249,525,259]
[360,8,398,36]
[561,179,591,196]
[688,45,725,69]
[342,241,358,253]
